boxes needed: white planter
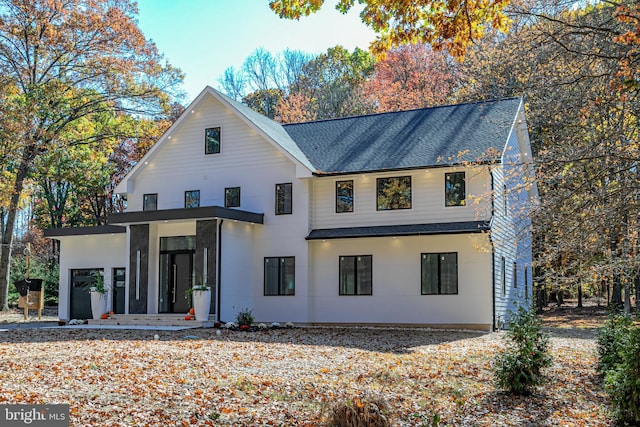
[192,288,211,321]
[90,291,106,320]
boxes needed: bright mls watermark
[1,404,69,426]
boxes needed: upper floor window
[445,172,466,207]
[185,190,200,208]
[501,256,506,295]
[143,193,157,211]
[275,183,292,215]
[376,176,411,211]
[336,180,354,213]
[205,127,221,154]
[339,255,372,295]
[225,187,240,208]
[513,262,518,288]
[264,257,295,296]
[421,253,458,295]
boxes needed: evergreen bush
[596,313,632,376]
[493,305,552,395]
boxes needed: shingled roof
[283,97,522,175]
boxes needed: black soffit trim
[43,225,127,237]
[108,206,264,225]
[306,221,490,240]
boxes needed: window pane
[185,190,200,208]
[205,127,220,154]
[280,257,295,295]
[421,254,439,294]
[264,258,279,295]
[445,172,466,207]
[377,176,411,210]
[440,253,458,294]
[356,255,372,295]
[339,256,355,295]
[225,187,240,208]
[143,194,157,211]
[336,180,354,213]
[276,183,292,215]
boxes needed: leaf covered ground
[0,309,611,427]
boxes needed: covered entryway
[159,236,195,313]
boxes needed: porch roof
[44,225,127,238]
[108,206,264,225]
[305,220,490,240]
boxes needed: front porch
[86,313,214,329]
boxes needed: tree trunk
[0,151,32,311]
[577,283,583,308]
[611,272,623,310]
[635,271,639,312]
[624,276,632,315]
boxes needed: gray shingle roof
[306,221,490,240]
[283,98,521,174]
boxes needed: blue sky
[135,0,376,104]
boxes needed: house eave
[312,160,501,177]
[306,221,491,240]
[108,206,264,225]
[44,225,127,238]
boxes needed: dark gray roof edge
[44,225,127,238]
[306,221,490,240]
[108,206,264,225]
[312,159,500,177]
[283,97,522,127]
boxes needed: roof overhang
[312,160,500,177]
[306,220,490,240]
[108,206,264,225]
[44,225,127,238]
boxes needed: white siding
[311,166,492,229]
[308,234,493,328]
[56,233,127,320]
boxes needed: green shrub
[596,313,632,376]
[605,323,640,423]
[235,308,254,326]
[493,305,552,395]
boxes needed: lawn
[0,309,610,426]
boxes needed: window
[185,190,200,208]
[275,183,292,215]
[336,180,354,213]
[445,172,466,206]
[501,256,506,295]
[205,127,221,154]
[339,255,372,295]
[524,266,529,300]
[513,262,518,288]
[421,253,458,295]
[264,257,295,295]
[376,176,411,210]
[225,187,240,208]
[503,184,508,215]
[143,193,157,211]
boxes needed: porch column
[195,220,217,314]
[129,224,149,314]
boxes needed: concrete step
[87,314,213,328]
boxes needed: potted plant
[89,273,108,320]
[187,280,211,321]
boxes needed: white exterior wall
[308,234,493,328]
[56,233,127,320]
[311,166,492,229]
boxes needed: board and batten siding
[491,117,535,328]
[311,166,492,230]
[308,234,493,328]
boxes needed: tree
[0,0,182,311]
[363,44,458,112]
[269,0,512,58]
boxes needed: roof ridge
[282,96,522,127]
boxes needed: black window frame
[224,187,241,208]
[445,171,466,207]
[513,262,518,288]
[501,256,506,295]
[336,180,354,213]
[421,252,459,295]
[503,184,508,215]
[339,255,373,296]
[204,127,221,155]
[184,190,200,209]
[376,176,412,211]
[275,182,292,215]
[143,193,158,211]
[264,256,295,296]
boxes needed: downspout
[489,166,497,331]
[217,220,223,322]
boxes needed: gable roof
[283,98,522,175]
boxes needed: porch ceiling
[306,220,490,240]
[108,206,264,225]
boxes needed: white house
[45,86,537,330]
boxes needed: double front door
[159,251,193,313]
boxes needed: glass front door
[159,251,193,313]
